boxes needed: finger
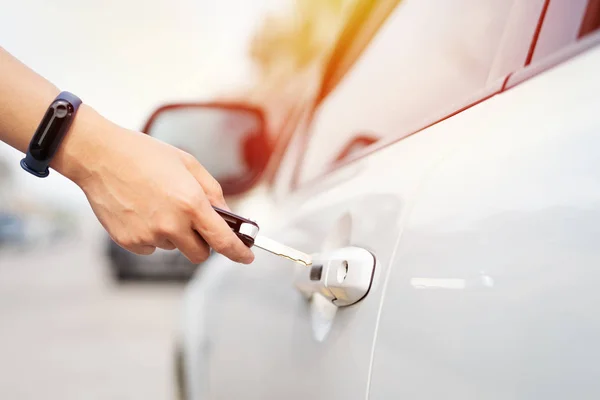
[191,196,254,264]
[122,244,156,256]
[184,156,229,209]
[169,228,211,264]
[156,239,176,251]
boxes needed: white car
[160,0,600,398]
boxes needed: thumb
[181,152,230,210]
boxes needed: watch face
[29,100,74,162]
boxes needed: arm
[0,47,254,264]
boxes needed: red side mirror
[142,102,271,196]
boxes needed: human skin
[0,47,254,264]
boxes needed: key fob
[213,206,259,248]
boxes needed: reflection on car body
[172,0,600,398]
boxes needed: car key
[213,206,312,266]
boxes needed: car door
[188,1,544,399]
[369,1,600,398]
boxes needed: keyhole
[337,260,348,283]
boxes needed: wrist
[50,104,112,186]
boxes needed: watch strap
[21,91,82,177]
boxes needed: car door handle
[333,134,379,165]
[294,246,376,307]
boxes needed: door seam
[363,140,475,399]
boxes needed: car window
[580,0,600,37]
[295,0,518,187]
[531,0,600,62]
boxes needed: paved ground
[0,218,184,399]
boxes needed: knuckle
[207,179,224,199]
[117,237,133,250]
[177,191,205,215]
[190,191,207,208]
[175,195,194,215]
[153,217,179,238]
[128,237,142,248]
[131,232,154,248]
[180,151,197,166]
[115,233,156,254]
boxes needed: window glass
[580,0,600,37]
[296,0,516,186]
[531,0,590,62]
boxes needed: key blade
[253,235,312,266]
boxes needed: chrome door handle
[295,247,376,307]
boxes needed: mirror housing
[142,102,270,196]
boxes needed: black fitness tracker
[20,91,82,178]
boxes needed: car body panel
[370,42,600,399]
[177,1,600,399]
[179,84,495,399]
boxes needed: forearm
[0,47,112,183]
[0,49,254,264]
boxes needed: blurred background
[0,0,356,398]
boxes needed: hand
[53,106,255,264]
